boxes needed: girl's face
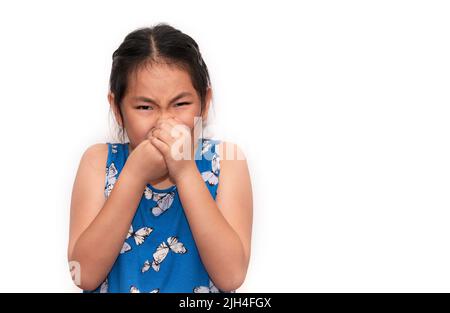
[110,63,210,151]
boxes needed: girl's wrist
[172,161,198,184]
[122,161,149,187]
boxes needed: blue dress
[84,138,229,293]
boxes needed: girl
[67,23,253,293]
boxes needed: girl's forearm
[70,164,147,291]
[176,164,248,291]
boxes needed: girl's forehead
[128,63,195,96]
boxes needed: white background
[0,0,449,292]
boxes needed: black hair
[109,23,212,142]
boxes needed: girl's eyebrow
[133,92,193,105]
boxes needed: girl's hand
[125,136,168,185]
[148,117,197,183]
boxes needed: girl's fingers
[146,127,157,140]
[158,123,174,136]
[153,128,174,145]
[158,122,186,141]
[151,119,191,160]
[150,136,170,156]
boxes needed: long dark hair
[109,23,212,143]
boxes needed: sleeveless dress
[84,138,229,293]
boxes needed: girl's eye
[137,105,153,110]
[175,102,191,107]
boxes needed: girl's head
[108,23,212,147]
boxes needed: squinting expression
[116,63,208,150]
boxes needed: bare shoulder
[81,143,108,172]
[217,141,247,162]
[216,141,251,186]
[216,141,251,190]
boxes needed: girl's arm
[175,142,253,292]
[68,144,147,291]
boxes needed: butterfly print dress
[84,138,230,293]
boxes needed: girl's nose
[158,112,174,122]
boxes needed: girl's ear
[108,92,123,127]
[201,87,212,121]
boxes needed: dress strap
[104,143,128,199]
[197,139,222,199]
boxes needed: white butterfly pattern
[120,225,153,254]
[126,225,153,245]
[144,187,176,217]
[104,184,114,198]
[141,236,187,273]
[129,285,159,293]
[152,192,175,217]
[201,152,220,186]
[193,280,220,293]
[141,242,168,273]
[104,162,118,198]
[120,242,131,254]
[99,278,108,293]
[111,144,118,154]
[144,186,153,200]
[201,140,212,156]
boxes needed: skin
[68,61,253,291]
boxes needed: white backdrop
[0,0,449,292]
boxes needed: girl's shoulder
[213,140,247,162]
[80,143,109,172]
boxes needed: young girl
[67,23,253,293]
